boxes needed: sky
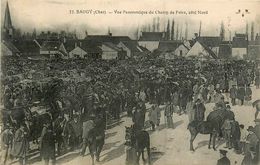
[1,0,260,39]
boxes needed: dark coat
[194,103,206,121]
[237,87,245,100]
[40,126,55,159]
[231,121,241,140]
[229,87,237,99]
[132,110,145,129]
[10,128,29,158]
[217,156,230,165]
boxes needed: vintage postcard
[1,0,260,165]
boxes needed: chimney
[75,42,77,48]
[79,42,82,47]
[194,33,198,38]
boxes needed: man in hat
[165,101,174,128]
[193,98,206,121]
[1,123,14,165]
[67,114,82,150]
[229,85,237,106]
[254,102,260,120]
[253,119,260,163]
[217,149,230,165]
[222,118,232,149]
[10,123,29,165]
[246,126,259,153]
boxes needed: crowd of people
[0,55,260,165]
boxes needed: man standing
[254,101,260,120]
[10,123,29,165]
[40,122,55,165]
[253,119,260,164]
[132,103,145,130]
[186,97,195,123]
[217,149,230,165]
[237,86,245,106]
[1,123,13,165]
[164,101,174,128]
[194,99,206,121]
[148,105,161,131]
[229,85,237,106]
[222,119,232,149]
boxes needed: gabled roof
[120,41,141,52]
[102,42,122,51]
[85,35,131,44]
[198,41,218,59]
[63,39,80,52]
[157,41,182,52]
[12,39,40,54]
[80,40,102,53]
[139,32,166,41]
[41,41,62,51]
[2,40,20,54]
[196,36,221,47]
[138,46,150,52]
[187,40,217,59]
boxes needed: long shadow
[102,141,121,152]
[151,150,165,164]
[215,139,225,149]
[56,152,80,164]
[174,120,184,128]
[195,140,209,150]
[100,143,125,163]
[106,121,124,129]
[105,132,117,139]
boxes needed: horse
[87,121,105,165]
[125,125,151,165]
[188,109,234,151]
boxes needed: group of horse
[123,106,233,165]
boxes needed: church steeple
[3,1,14,39]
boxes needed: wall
[69,46,87,58]
[138,41,159,52]
[232,48,247,59]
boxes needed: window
[180,50,183,56]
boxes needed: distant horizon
[1,0,260,40]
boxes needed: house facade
[186,41,217,59]
[138,32,166,51]
[232,33,248,59]
[101,43,126,60]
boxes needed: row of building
[1,1,260,60]
[2,31,260,60]
[139,32,260,60]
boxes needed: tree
[171,19,175,40]
[176,24,179,40]
[166,19,170,40]
[185,22,188,40]
[220,21,225,41]
[246,22,249,40]
[251,22,254,41]
[32,28,37,39]
[157,17,160,32]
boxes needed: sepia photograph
[0,0,260,165]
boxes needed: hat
[254,119,260,122]
[219,149,228,155]
[247,126,254,132]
